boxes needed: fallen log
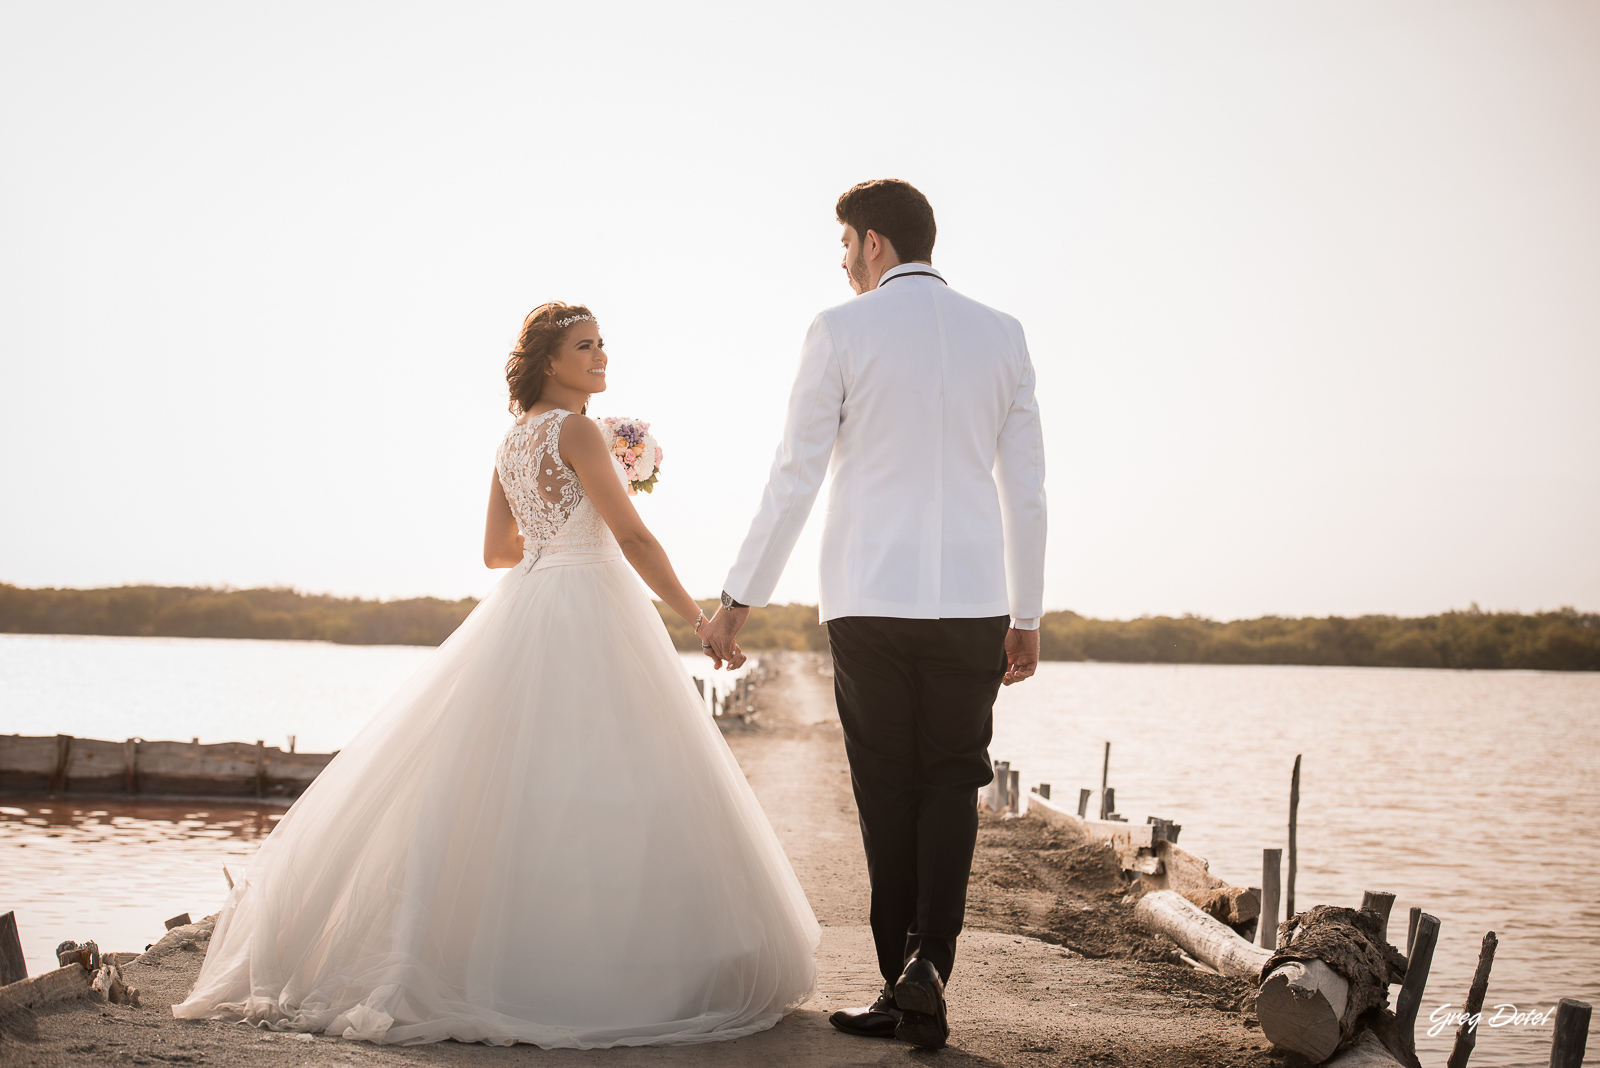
[1259,905,1408,1064]
[0,962,94,1017]
[1323,1030,1405,1067]
[1133,890,1272,979]
[1258,959,1350,1063]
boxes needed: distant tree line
[0,583,475,647]
[3,583,1595,670]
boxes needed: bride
[172,302,820,1046]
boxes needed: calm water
[2,635,1595,1065]
[990,661,1600,1067]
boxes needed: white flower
[631,448,655,481]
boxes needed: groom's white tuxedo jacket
[724,263,1047,628]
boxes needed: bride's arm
[483,469,525,568]
[559,416,705,629]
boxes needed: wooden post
[164,913,192,931]
[254,740,266,800]
[1077,788,1091,818]
[123,737,139,795]
[1287,754,1301,918]
[1260,848,1282,950]
[48,734,73,795]
[1103,786,1116,819]
[996,761,1010,811]
[1407,906,1421,956]
[0,911,26,985]
[1550,998,1591,1068]
[1445,930,1497,1068]
[1395,911,1440,1064]
[1036,783,1051,799]
[1099,741,1111,819]
[1361,890,1396,943]
[287,734,296,754]
[1008,768,1020,813]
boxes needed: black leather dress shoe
[892,958,949,1049]
[828,991,903,1038]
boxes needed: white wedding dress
[172,409,820,1046]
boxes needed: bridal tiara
[554,313,594,328]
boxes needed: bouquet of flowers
[596,416,662,495]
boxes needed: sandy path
[1,651,1280,1068]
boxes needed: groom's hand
[1003,627,1039,686]
[701,605,750,670]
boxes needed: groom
[700,178,1047,1050]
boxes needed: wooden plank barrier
[1,733,334,800]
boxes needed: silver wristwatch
[721,590,747,610]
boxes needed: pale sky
[3,2,1597,620]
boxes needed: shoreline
[5,651,1290,1066]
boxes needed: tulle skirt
[171,551,820,1046]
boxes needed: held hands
[699,605,750,670]
[1003,627,1039,686]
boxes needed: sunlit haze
[3,2,1597,620]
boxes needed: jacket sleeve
[994,333,1047,626]
[722,313,844,607]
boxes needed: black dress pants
[826,614,1009,988]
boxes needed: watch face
[721,592,734,608]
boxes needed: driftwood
[1185,886,1260,927]
[1259,905,1407,1063]
[0,733,333,799]
[90,958,139,1006]
[1133,890,1272,979]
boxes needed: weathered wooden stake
[0,910,26,985]
[1407,906,1421,956]
[48,734,73,795]
[1395,911,1440,1065]
[1103,787,1116,819]
[1035,783,1051,799]
[1445,930,1497,1068]
[996,761,1011,811]
[1287,754,1301,918]
[1099,742,1111,819]
[1077,788,1091,818]
[1008,768,1020,813]
[123,737,139,795]
[254,740,266,800]
[1260,848,1282,950]
[164,913,192,931]
[1361,890,1396,943]
[1550,998,1591,1068]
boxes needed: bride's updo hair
[506,301,596,415]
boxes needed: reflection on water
[0,798,277,974]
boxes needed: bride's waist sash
[520,545,624,574]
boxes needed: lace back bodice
[495,410,615,556]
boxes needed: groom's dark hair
[836,179,936,263]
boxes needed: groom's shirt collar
[875,262,945,289]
